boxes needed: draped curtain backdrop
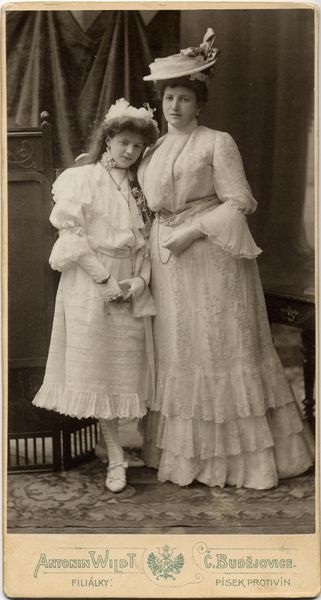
[6,10,179,167]
[7,9,314,288]
[182,9,314,288]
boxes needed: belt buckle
[158,210,176,226]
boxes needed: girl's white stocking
[99,418,124,466]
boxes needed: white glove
[162,225,204,255]
[119,277,146,300]
[77,255,123,303]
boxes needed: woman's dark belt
[157,208,179,226]
[156,195,220,227]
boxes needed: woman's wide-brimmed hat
[143,28,220,82]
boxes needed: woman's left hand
[162,225,203,255]
[119,277,146,300]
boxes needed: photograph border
[2,2,320,597]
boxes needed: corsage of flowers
[129,180,155,233]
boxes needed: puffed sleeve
[195,132,262,259]
[49,167,96,271]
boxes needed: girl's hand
[119,277,146,300]
[162,225,204,255]
[98,275,124,303]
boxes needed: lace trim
[32,384,147,419]
[143,434,313,489]
[196,201,261,259]
[142,403,308,460]
[149,358,299,421]
[206,230,262,259]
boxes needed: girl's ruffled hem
[32,384,147,420]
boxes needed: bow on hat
[180,28,218,62]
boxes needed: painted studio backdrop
[6,10,315,489]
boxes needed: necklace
[107,169,138,274]
[107,168,131,208]
[157,219,173,265]
[107,168,128,191]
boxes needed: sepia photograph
[2,3,320,598]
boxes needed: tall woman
[138,29,314,489]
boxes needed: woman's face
[107,130,145,169]
[162,86,200,130]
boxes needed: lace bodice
[138,125,261,260]
[138,125,257,214]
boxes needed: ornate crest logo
[147,545,185,580]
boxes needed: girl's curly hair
[81,117,159,166]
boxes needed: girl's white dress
[33,162,155,420]
[138,120,314,489]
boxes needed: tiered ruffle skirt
[142,223,314,489]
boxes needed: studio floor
[7,326,316,535]
[7,457,315,535]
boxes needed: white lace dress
[138,120,314,489]
[32,162,155,420]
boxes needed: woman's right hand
[162,225,204,255]
[98,275,124,303]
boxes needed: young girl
[32,98,159,493]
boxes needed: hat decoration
[143,28,220,82]
[104,98,158,128]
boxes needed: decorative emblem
[8,140,37,170]
[280,305,299,324]
[147,545,184,580]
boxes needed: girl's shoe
[105,461,128,493]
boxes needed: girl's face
[107,130,145,169]
[162,86,200,130]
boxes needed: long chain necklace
[106,167,137,275]
[107,168,128,192]
[157,220,173,264]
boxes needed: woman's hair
[82,117,159,165]
[156,77,208,104]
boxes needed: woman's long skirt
[142,221,314,489]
